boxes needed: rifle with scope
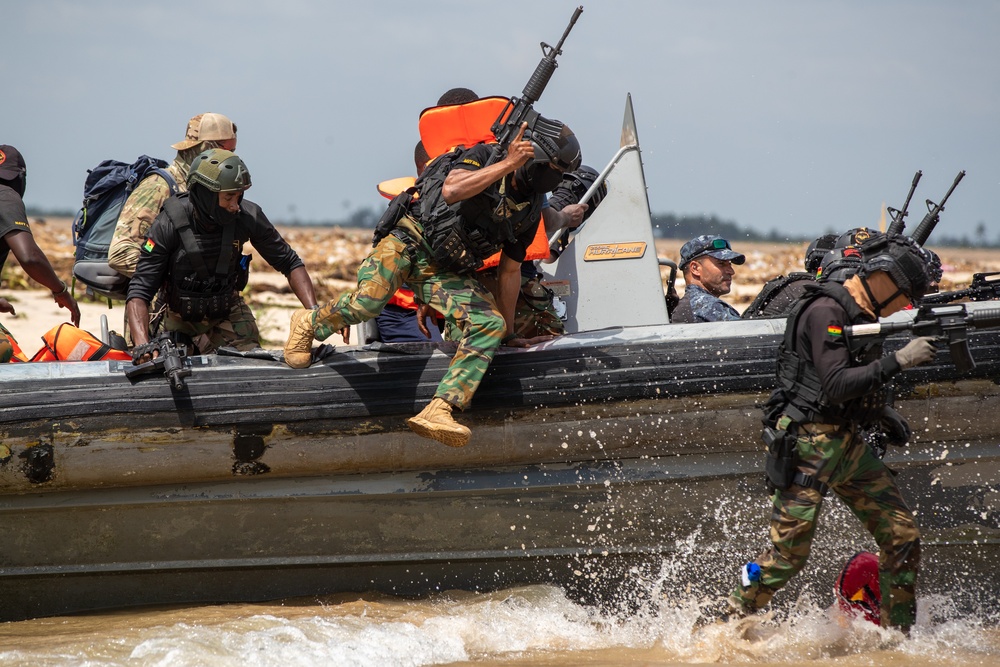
[845,303,1000,373]
[487,6,583,165]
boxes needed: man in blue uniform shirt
[671,235,746,323]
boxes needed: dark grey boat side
[1,317,999,621]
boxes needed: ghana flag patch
[827,325,843,337]
[142,238,156,253]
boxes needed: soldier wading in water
[727,233,941,633]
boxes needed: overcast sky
[4,1,997,241]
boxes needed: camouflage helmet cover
[188,149,252,193]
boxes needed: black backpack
[72,155,177,300]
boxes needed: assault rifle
[845,303,1000,373]
[124,334,191,390]
[885,170,922,237]
[488,6,583,165]
[921,272,1000,306]
[909,170,965,245]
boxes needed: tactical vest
[415,148,542,274]
[161,197,246,321]
[772,281,886,426]
[742,272,814,320]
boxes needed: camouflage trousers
[313,233,505,409]
[162,296,260,354]
[733,416,921,629]
[474,268,565,340]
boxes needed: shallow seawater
[0,583,997,667]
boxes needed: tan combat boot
[406,398,471,447]
[284,308,316,369]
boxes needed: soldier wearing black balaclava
[284,119,582,448]
[126,149,319,360]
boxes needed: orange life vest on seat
[28,323,132,362]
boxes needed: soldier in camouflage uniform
[728,234,941,632]
[108,113,237,278]
[670,235,746,323]
[127,149,318,359]
[285,121,581,448]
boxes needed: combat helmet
[804,233,838,274]
[857,234,940,301]
[547,165,607,220]
[188,149,252,192]
[524,117,582,172]
[817,227,884,283]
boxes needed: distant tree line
[651,213,999,248]
[26,206,997,248]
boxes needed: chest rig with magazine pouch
[414,148,540,274]
[161,198,246,321]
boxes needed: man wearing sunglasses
[671,235,746,323]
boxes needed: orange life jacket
[388,287,418,311]
[417,96,546,270]
[28,323,132,362]
[478,213,552,270]
[418,96,510,159]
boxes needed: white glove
[895,336,937,370]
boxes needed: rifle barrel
[886,170,922,237]
[521,6,584,103]
[553,6,584,54]
[910,170,965,245]
[970,307,1000,329]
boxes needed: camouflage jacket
[671,283,742,323]
[107,158,188,277]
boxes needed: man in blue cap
[671,234,746,323]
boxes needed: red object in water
[835,551,882,625]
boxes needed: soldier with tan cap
[108,113,237,279]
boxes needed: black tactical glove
[895,336,937,370]
[879,405,911,447]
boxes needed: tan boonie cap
[171,113,237,151]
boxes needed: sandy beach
[4,216,1000,356]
